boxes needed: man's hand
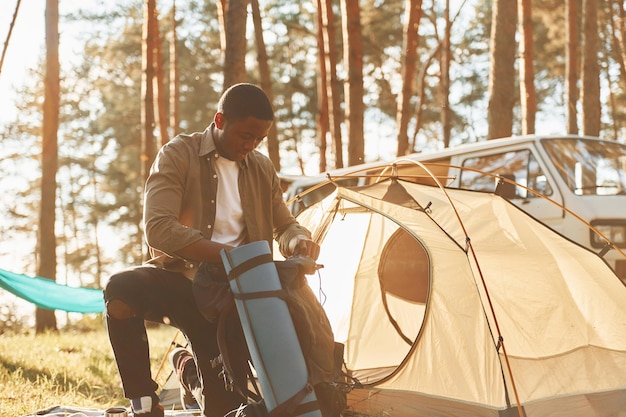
[292,237,320,260]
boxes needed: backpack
[208,257,349,417]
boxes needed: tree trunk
[580,0,601,136]
[518,0,536,135]
[152,5,169,146]
[0,0,22,75]
[142,0,156,183]
[37,0,60,333]
[341,0,365,166]
[606,67,620,139]
[169,1,179,137]
[251,0,280,170]
[608,0,626,91]
[607,11,625,138]
[397,0,422,156]
[141,0,157,261]
[411,45,439,152]
[316,0,329,173]
[223,0,248,88]
[90,171,103,288]
[487,0,517,139]
[217,0,227,52]
[321,0,343,169]
[565,0,579,134]
[440,0,451,147]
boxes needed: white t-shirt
[212,155,246,247]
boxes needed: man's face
[218,115,273,161]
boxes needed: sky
[0,0,110,124]
[1,0,47,124]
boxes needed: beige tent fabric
[297,180,626,417]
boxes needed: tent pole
[155,330,183,382]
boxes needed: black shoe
[168,347,200,410]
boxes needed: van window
[542,138,626,196]
[291,182,336,215]
[287,177,360,215]
[459,150,553,198]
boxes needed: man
[104,83,319,417]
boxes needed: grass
[0,318,181,416]
[0,319,379,417]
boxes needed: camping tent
[295,178,626,417]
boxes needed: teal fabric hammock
[0,268,105,313]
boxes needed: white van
[282,135,626,282]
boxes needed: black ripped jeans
[103,265,242,417]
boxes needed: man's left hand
[293,238,320,260]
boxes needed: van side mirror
[495,174,517,199]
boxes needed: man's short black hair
[217,83,274,122]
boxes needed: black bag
[193,262,234,322]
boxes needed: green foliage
[0,325,179,416]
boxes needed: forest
[0,0,625,330]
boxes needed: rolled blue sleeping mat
[221,240,322,417]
